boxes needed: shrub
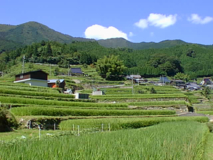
[0,107,18,132]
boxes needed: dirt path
[178,112,213,122]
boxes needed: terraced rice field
[0,80,212,159]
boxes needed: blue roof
[71,68,83,74]
[159,76,170,83]
[48,79,64,83]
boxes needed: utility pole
[68,65,70,76]
[50,64,52,76]
[22,55,25,73]
[132,75,134,95]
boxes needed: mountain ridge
[0,21,211,52]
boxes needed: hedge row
[0,96,127,108]
[59,116,209,130]
[11,107,176,116]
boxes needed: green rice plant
[91,94,187,99]
[196,111,213,115]
[187,95,200,104]
[59,116,209,131]
[91,94,187,102]
[0,96,127,108]
[0,93,95,102]
[128,100,189,106]
[134,85,180,91]
[11,107,175,116]
[0,88,75,98]
[193,104,213,111]
[0,121,209,160]
[0,85,58,93]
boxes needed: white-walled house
[14,70,48,87]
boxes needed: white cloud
[188,14,213,24]
[129,32,134,37]
[134,19,148,29]
[148,13,177,28]
[84,24,128,40]
[134,13,177,29]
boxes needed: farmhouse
[134,78,148,84]
[200,77,212,85]
[170,80,185,87]
[70,68,83,76]
[14,70,48,87]
[126,75,141,80]
[186,82,201,90]
[48,79,65,89]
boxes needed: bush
[0,107,18,132]
[206,122,213,132]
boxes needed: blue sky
[1,0,213,44]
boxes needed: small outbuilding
[74,93,89,99]
[92,91,103,95]
[70,68,83,76]
[159,76,170,83]
[48,79,65,89]
[14,70,48,87]
[126,75,141,80]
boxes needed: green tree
[201,86,211,99]
[46,43,53,56]
[174,72,190,82]
[96,55,126,80]
[150,87,157,94]
[53,67,60,76]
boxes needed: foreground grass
[0,129,64,142]
[203,133,213,160]
[0,121,208,160]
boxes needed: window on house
[20,75,23,79]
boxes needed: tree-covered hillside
[1,40,213,79]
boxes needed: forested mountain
[1,40,213,79]
[98,38,188,50]
[0,22,93,52]
[1,21,212,53]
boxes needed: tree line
[1,40,213,79]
